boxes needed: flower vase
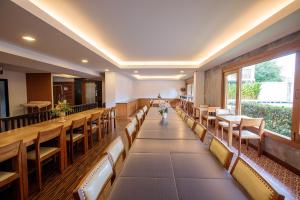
[162,112,167,119]
[58,112,66,123]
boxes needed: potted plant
[52,100,72,122]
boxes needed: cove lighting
[22,35,36,42]
[16,0,296,68]
[132,74,186,80]
[53,74,78,78]
[81,59,88,63]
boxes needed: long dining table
[108,107,249,200]
[0,108,104,199]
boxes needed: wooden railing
[0,103,99,133]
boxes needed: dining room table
[0,107,104,199]
[108,107,249,200]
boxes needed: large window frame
[222,50,300,146]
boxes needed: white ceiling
[0,1,299,80]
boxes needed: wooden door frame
[0,79,10,117]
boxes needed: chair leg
[70,142,74,163]
[113,118,116,129]
[238,138,242,156]
[258,139,262,157]
[246,139,249,150]
[36,160,42,190]
[221,127,224,140]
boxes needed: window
[225,73,238,114]
[240,54,296,137]
[223,53,297,138]
[186,83,194,100]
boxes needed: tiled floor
[206,127,300,200]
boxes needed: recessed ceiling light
[105,69,109,72]
[180,70,184,73]
[134,70,138,73]
[81,59,88,63]
[22,35,35,42]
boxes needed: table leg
[228,123,233,147]
[62,128,68,168]
[215,118,219,137]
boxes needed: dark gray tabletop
[108,107,248,200]
[130,139,208,153]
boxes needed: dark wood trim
[0,78,9,117]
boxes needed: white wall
[132,80,185,99]
[0,70,27,116]
[105,72,133,107]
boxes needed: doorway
[0,79,9,117]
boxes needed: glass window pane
[226,73,237,114]
[241,53,296,137]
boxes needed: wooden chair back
[0,140,22,164]
[207,106,220,114]
[193,123,207,142]
[71,117,87,130]
[240,118,265,136]
[37,125,63,144]
[186,117,195,129]
[209,136,233,170]
[125,122,136,148]
[109,107,116,119]
[90,112,101,122]
[231,157,284,200]
[73,154,113,200]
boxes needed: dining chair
[131,116,139,132]
[186,117,195,129]
[202,107,220,128]
[101,109,110,134]
[215,108,237,140]
[233,118,265,156]
[88,112,101,148]
[27,125,63,190]
[67,117,87,163]
[0,140,23,200]
[136,110,144,129]
[125,122,136,148]
[73,154,114,200]
[105,136,126,179]
[209,136,233,170]
[109,107,117,129]
[231,156,284,200]
[142,105,148,115]
[193,122,207,142]
[180,111,187,121]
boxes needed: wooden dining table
[0,108,104,200]
[108,107,249,200]
[215,115,249,147]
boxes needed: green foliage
[255,61,283,82]
[227,83,237,99]
[241,102,292,137]
[227,82,261,100]
[51,100,72,116]
[241,82,261,99]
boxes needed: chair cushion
[231,158,282,200]
[186,118,195,129]
[0,171,17,182]
[194,124,206,141]
[219,121,238,128]
[77,155,113,200]
[233,130,260,139]
[126,123,136,137]
[27,147,59,160]
[105,136,124,165]
[66,133,84,142]
[209,137,233,170]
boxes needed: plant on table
[52,100,72,121]
[158,101,168,119]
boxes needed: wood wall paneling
[26,73,52,102]
[53,82,74,106]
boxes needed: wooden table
[215,115,249,147]
[194,106,208,123]
[108,107,248,200]
[0,108,103,200]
